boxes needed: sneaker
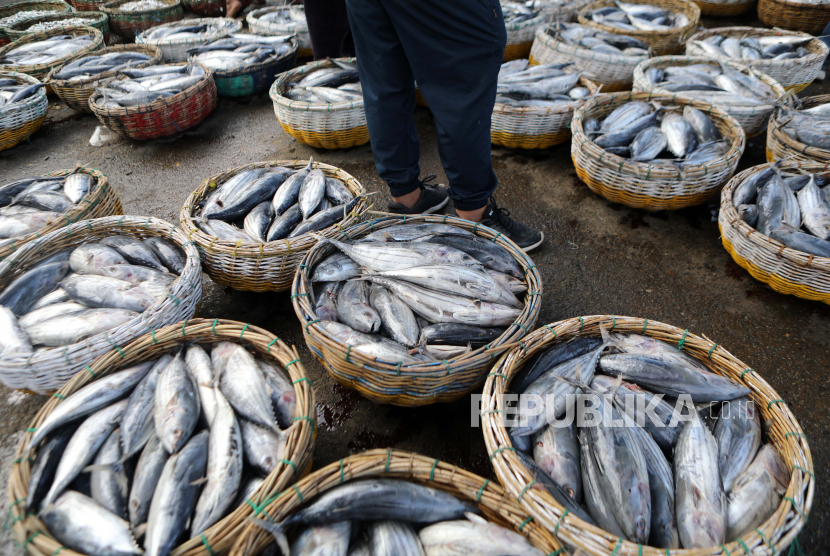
[479,197,544,252]
[387,175,449,215]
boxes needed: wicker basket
[46,43,162,113]
[720,161,830,304]
[0,25,103,81]
[88,62,217,140]
[632,56,787,138]
[503,8,547,62]
[229,449,563,556]
[4,10,109,43]
[135,17,241,62]
[0,0,73,46]
[0,166,123,260]
[492,74,599,149]
[766,94,830,164]
[211,37,298,97]
[270,57,368,149]
[0,215,202,393]
[758,0,830,36]
[578,0,699,56]
[0,71,47,151]
[292,213,543,407]
[482,315,814,556]
[179,159,369,292]
[182,0,224,16]
[538,0,595,22]
[8,318,316,556]
[100,0,183,40]
[247,6,310,55]
[528,25,647,92]
[686,27,828,94]
[571,91,746,210]
[696,0,755,16]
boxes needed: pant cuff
[388,180,421,198]
[452,198,489,212]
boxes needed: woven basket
[766,95,830,164]
[46,43,162,113]
[686,27,828,94]
[492,74,599,149]
[5,10,109,43]
[578,0,699,56]
[100,0,183,40]
[632,56,787,138]
[0,215,202,393]
[270,57,368,149]
[179,159,369,292]
[8,318,316,556]
[758,0,830,36]
[229,449,563,556]
[0,25,103,81]
[247,6,310,52]
[0,0,73,46]
[0,71,47,151]
[182,0,224,16]
[571,91,746,210]
[720,161,830,304]
[135,16,241,62]
[0,166,123,260]
[696,0,755,16]
[211,37,298,97]
[482,315,814,556]
[528,25,647,92]
[503,9,547,62]
[292,213,543,407]
[88,62,216,140]
[538,0,595,22]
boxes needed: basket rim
[292,212,543,374]
[196,35,298,79]
[45,42,162,86]
[481,315,814,556]
[0,69,46,114]
[533,25,651,67]
[572,90,746,179]
[135,16,241,46]
[0,215,202,377]
[578,0,700,38]
[632,55,788,116]
[768,94,830,163]
[760,0,830,10]
[270,56,363,112]
[246,5,308,33]
[4,9,106,35]
[0,25,103,74]
[100,0,181,15]
[719,160,830,270]
[178,159,369,256]
[87,61,213,116]
[8,318,316,556]
[686,26,829,68]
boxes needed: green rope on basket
[305,319,320,333]
[488,446,515,461]
[279,459,297,472]
[741,368,753,379]
[267,337,280,352]
[578,316,584,332]
[610,316,616,331]
[151,330,158,344]
[429,459,439,481]
[785,431,807,440]
[517,480,537,502]
[292,416,315,432]
[767,399,787,410]
[492,232,502,243]
[554,509,568,536]
[339,459,345,483]
[518,515,533,532]
[548,550,563,556]
[638,545,642,556]
[200,533,216,556]
[212,319,219,335]
[286,358,300,368]
[52,393,65,400]
[517,322,528,333]
[544,325,557,338]
[488,372,508,381]
[384,449,392,472]
[708,343,718,359]
[444,359,450,375]
[518,341,527,355]
[475,479,489,503]
[754,528,775,553]
[239,323,250,338]
[290,293,309,299]
[85,366,96,378]
[292,377,312,386]
[104,334,125,358]
[49,546,66,556]
[292,484,305,504]
[181,320,187,336]
[677,329,689,350]
[610,538,623,556]
[792,465,815,479]
[480,409,502,415]
[720,544,731,555]
[22,531,40,548]
[395,361,402,376]
[524,265,537,274]
[738,539,751,555]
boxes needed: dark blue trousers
[344,0,506,211]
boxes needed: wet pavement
[1,17,829,555]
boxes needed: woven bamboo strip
[0,0,73,46]
[5,10,109,42]
[101,0,183,39]
[758,0,830,36]
[766,94,830,165]
[0,70,47,151]
[0,25,104,81]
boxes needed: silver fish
[266,203,302,241]
[630,126,667,162]
[26,424,76,513]
[24,308,139,347]
[770,223,830,257]
[714,396,761,492]
[662,112,697,157]
[239,418,287,475]
[600,101,653,133]
[318,320,427,364]
[0,305,32,357]
[69,244,127,274]
[578,427,626,537]
[532,423,581,501]
[129,433,168,528]
[258,358,297,429]
[756,171,787,235]
[144,237,186,274]
[0,260,70,315]
[29,287,70,310]
[244,200,275,242]
[739,204,758,227]
[360,223,473,243]
[324,237,481,272]
[291,522,351,556]
[299,169,327,219]
[90,427,129,519]
[325,177,353,205]
[683,106,722,144]
[336,279,381,333]
[99,264,175,301]
[726,444,789,541]
[273,159,314,215]
[102,236,167,272]
[370,521,424,556]
[314,281,341,322]
[18,301,87,330]
[311,252,361,282]
[61,274,155,313]
[797,177,830,239]
[206,170,288,222]
[419,513,545,556]
[64,173,93,203]
[185,344,218,426]
[121,355,172,459]
[220,343,279,432]
[485,269,526,294]
[154,350,200,454]
[369,285,420,347]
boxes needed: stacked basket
[758,0,830,37]
[247,5,311,58]
[503,6,547,62]
[88,62,217,140]
[9,319,316,556]
[578,0,699,56]
[179,159,369,292]
[0,166,123,260]
[135,17,240,62]
[0,25,104,81]
[292,213,542,407]
[0,71,48,151]
[696,0,755,16]
[529,25,648,92]
[0,0,74,46]
[47,43,162,112]
[0,215,202,393]
[632,56,787,138]
[100,0,183,40]
[767,95,830,164]
[571,91,746,210]
[182,0,224,16]
[211,36,298,97]
[481,315,814,555]
[686,27,828,93]
[720,161,830,304]
[270,58,368,149]
[4,10,109,43]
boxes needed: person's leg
[304,0,354,59]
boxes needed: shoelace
[486,197,522,234]
[419,174,437,187]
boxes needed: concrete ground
[0,17,828,556]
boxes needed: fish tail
[247,517,290,556]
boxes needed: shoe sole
[520,232,545,253]
[420,195,449,215]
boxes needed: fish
[102,236,167,272]
[299,169,327,219]
[661,113,697,157]
[420,514,546,556]
[154,350,200,454]
[185,344,218,426]
[683,106,722,144]
[486,269,527,293]
[61,274,155,313]
[770,223,830,257]
[418,323,504,349]
[325,178,354,205]
[267,203,303,241]
[144,430,209,556]
[18,301,87,330]
[369,285,419,347]
[69,244,127,274]
[220,342,279,432]
[739,204,758,227]
[244,201,275,242]
[412,233,522,277]
[258,358,296,429]
[273,160,314,215]
[579,426,626,538]
[239,418,287,475]
[726,444,789,541]
[314,281,341,322]
[318,320,426,364]
[630,127,667,162]
[13,190,73,213]
[99,265,175,301]
[533,423,582,501]
[24,308,139,347]
[90,428,129,519]
[0,211,63,239]
[93,64,207,108]
[291,522,352,555]
[322,237,482,273]
[206,171,289,222]
[311,252,361,282]
[144,237,186,274]
[713,396,761,492]
[511,337,604,394]
[26,424,76,513]
[756,171,788,235]
[675,412,727,547]
[360,223,474,243]
[515,449,596,525]
[0,305,32,357]
[337,279,381,334]
[797,177,830,239]
[128,433,168,528]
[121,355,173,459]
[0,261,70,315]
[369,521,424,555]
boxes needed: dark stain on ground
[725,259,747,280]
[620,211,650,229]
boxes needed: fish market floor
[2,54,830,556]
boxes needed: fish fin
[83,463,115,473]
[465,512,488,525]
[132,523,148,540]
[190,476,209,486]
[247,517,290,556]
[609,374,623,399]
